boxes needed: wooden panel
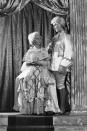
[70,0,87,111]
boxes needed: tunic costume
[48,31,73,89]
[47,31,73,112]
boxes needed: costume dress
[13,47,60,114]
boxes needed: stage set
[0,0,87,131]
[0,112,87,131]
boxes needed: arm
[58,35,73,73]
[60,35,73,68]
[34,57,51,68]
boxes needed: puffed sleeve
[60,34,74,68]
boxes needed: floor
[0,112,87,131]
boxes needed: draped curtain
[0,0,31,16]
[0,0,69,111]
[32,0,69,15]
[0,0,69,16]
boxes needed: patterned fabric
[13,47,60,114]
[15,66,60,114]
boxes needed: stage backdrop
[0,0,69,111]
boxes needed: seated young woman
[13,32,60,115]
